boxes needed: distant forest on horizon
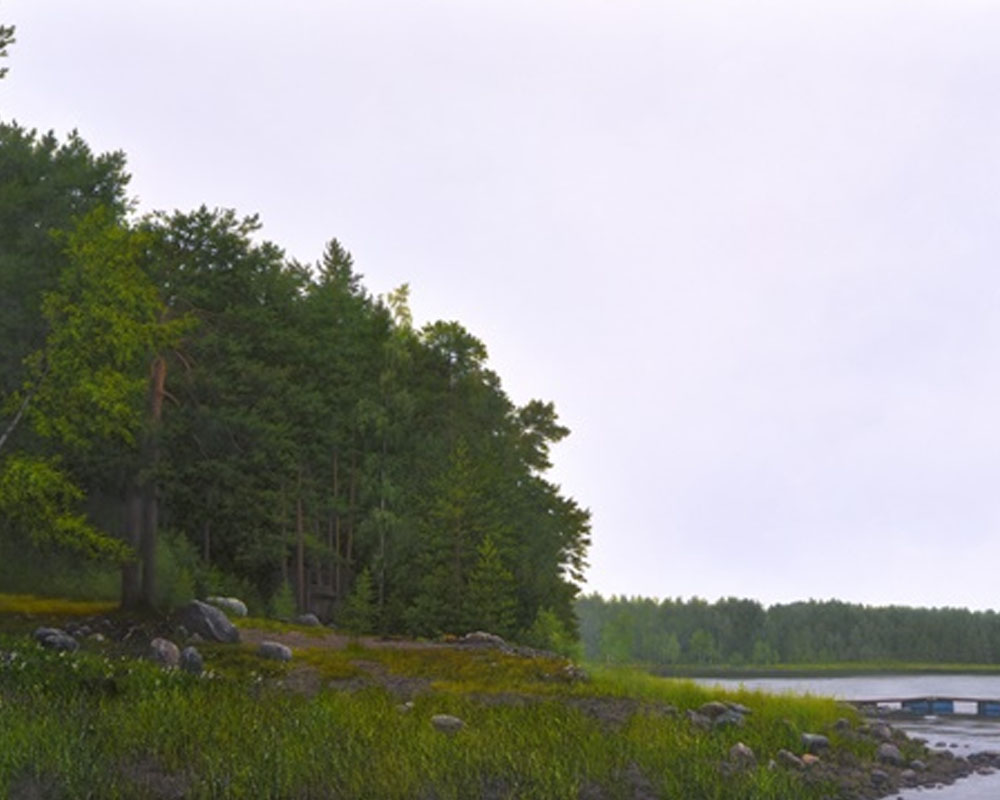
[577,594,1000,666]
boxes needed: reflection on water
[696,675,1000,800]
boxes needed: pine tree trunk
[295,476,305,613]
[139,355,167,609]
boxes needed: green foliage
[465,535,518,638]
[0,118,588,641]
[0,23,13,79]
[152,531,198,611]
[339,568,376,636]
[0,454,129,561]
[270,580,297,620]
[524,607,582,660]
[578,593,1000,667]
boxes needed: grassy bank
[0,596,916,799]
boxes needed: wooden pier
[850,696,1000,718]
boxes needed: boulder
[776,749,804,770]
[729,742,756,768]
[258,641,292,661]
[180,646,204,675]
[205,596,248,618]
[698,701,729,719]
[296,613,321,627]
[801,733,829,753]
[431,714,465,734]
[713,710,745,729]
[178,600,240,643]
[877,742,904,766]
[460,631,508,648]
[149,638,180,668]
[34,627,78,652]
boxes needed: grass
[0,595,885,799]
[0,593,117,618]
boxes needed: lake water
[695,675,1000,799]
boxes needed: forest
[577,594,1000,666]
[0,117,590,648]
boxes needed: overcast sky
[5,1,1000,610]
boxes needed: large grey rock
[296,613,321,627]
[258,641,292,661]
[149,637,180,668]
[180,646,204,675]
[877,742,904,766]
[34,627,78,652]
[205,596,248,618]
[431,714,465,734]
[178,600,240,643]
[801,733,830,753]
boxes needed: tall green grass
[0,628,860,799]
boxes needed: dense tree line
[0,120,590,647]
[578,594,1000,665]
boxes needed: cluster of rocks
[686,699,752,731]
[452,631,588,682]
[705,708,1000,799]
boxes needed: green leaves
[0,454,130,561]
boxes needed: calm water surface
[696,675,1000,800]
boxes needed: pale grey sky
[5,0,1000,609]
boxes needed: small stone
[871,723,893,741]
[34,627,78,652]
[833,717,851,731]
[776,749,803,770]
[870,768,891,786]
[258,641,292,661]
[89,632,106,643]
[801,733,830,753]
[431,714,465,734]
[296,613,321,627]
[877,743,904,766]
[180,646,204,675]
[729,742,755,768]
[397,701,415,713]
[727,702,752,716]
[149,638,180,668]
[801,754,820,766]
[910,759,927,771]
